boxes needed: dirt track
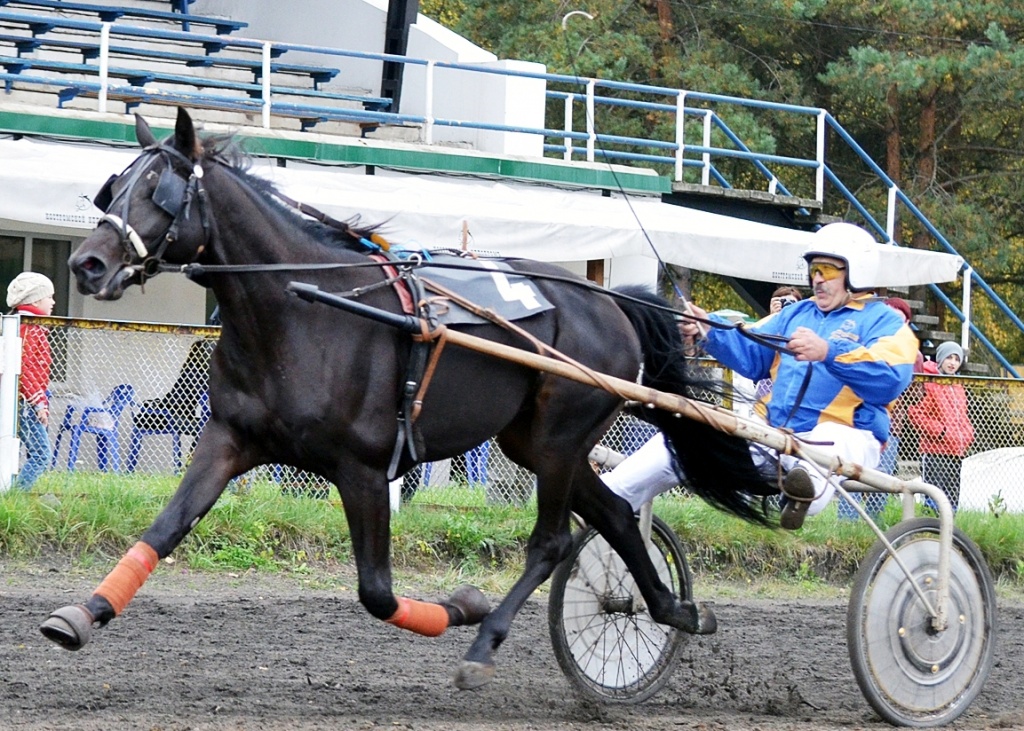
[2,561,1022,731]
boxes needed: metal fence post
[0,314,23,491]
[261,41,273,129]
[98,22,110,114]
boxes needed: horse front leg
[40,421,252,650]
[572,468,717,635]
[337,464,489,639]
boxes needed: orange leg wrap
[386,597,450,637]
[93,541,159,616]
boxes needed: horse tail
[614,286,773,525]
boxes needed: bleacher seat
[0,54,390,111]
[0,6,394,129]
[0,28,340,87]
[0,0,247,34]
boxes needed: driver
[603,222,919,529]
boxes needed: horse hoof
[447,585,490,627]
[692,601,718,635]
[39,605,94,651]
[668,600,717,635]
[454,660,495,690]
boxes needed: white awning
[0,135,964,287]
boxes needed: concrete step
[913,314,940,326]
[962,361,991,375]
[918,330,956,343]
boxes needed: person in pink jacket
[907,341,974,512]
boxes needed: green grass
[4,472,1024,597]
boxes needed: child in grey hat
[6,272,55,491]
[908,341,974,511]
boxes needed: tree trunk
[656,0,673,39]
[915,88,937,190]
[885,83,901,186]
[911,89,938,316]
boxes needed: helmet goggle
[808,261,846,281]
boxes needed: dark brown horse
[42,108,772,689]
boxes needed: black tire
[548,515,692,703]
[847,517,997,728]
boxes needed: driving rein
[89,143,790,357]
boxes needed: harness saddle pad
[418,254,554,326]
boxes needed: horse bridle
[93,143,210,282]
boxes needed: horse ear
[173,107,201,160]
[135,114,157,148]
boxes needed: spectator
[907,341,974,513]
[768,285,803,315]
[6,272,55,492]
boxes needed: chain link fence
[20,316,1024,514]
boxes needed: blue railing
[0,7,1019,374]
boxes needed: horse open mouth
[71,256,140,300]
[98,266,142,300]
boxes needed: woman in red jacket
[6,272,55,491]
[908,341,974,512]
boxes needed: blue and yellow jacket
[704,295,917,443]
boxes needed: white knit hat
[6,272,55,309]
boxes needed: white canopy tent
[0,135,964,291]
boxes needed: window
[0,235,71,316]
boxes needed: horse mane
[196,133,384,251]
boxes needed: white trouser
[602,422,882,516]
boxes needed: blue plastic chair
[55,384,135,472]
[126,391,209,473]
[465,440,490,484]
[423,441,490,486]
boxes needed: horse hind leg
[385,586,490,636]
[337,466,490,640]
[572,468,718,635]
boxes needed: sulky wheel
[548,515,691,703]
[847,517,996,728]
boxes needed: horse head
[70,108,209,300]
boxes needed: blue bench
[0,70,257,110]
[0,0,247,33]
[0,54,391,111]
[0,32,340,87]
[0,71,393,131]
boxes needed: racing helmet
[803,222,883,291]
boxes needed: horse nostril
[77,257,102,273]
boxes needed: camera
[780,296,798,308]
